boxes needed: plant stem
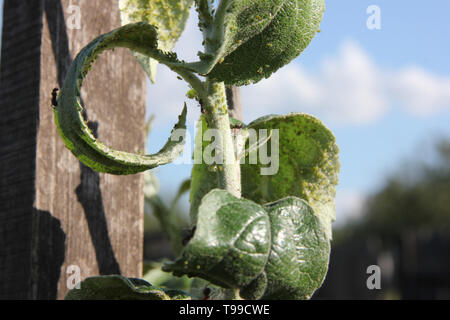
[210,0,232,47]
[195,77,243,301]
[169,66,206,97]
[202,79,241,198]
[223,288,243,300]
[195,0,213,29]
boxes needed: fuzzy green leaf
[54,23,189,175]
[167,189,271,289]
[189,116,219,223]
[241,113,339,240]
[64,275,190,300]
[164,189,330,300]
[194,0,325,86]
[261,197,330,299]
[119,0,194,82]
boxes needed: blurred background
[2,0,449,299]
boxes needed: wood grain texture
[1,0,146,299]
[0,0,45,300]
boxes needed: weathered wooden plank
[0,0,45,300]
[1,0,146,299]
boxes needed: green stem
[202,79,241,198]
[210,0,232,46]
[191,79,243,299]
[198,0,232,72]
[195,0,214,29]
[170,66,206,97]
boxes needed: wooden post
[0,0,146,299]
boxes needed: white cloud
[242,40,450,126]
[390,66,450,116]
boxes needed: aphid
[51,88,59,107]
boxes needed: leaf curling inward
[54,23,189,175]
[163,189,330,300]
[119,0,195,83]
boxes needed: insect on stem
[51,88,59,107]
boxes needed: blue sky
[2,1,449,224]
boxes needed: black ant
[51,88,59,107]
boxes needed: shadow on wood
[0,0,146,299]
[47,0,121,276]
[76,121,121,276]
[31,209,66,299]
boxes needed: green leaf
[189,114,250,224]
[241,113,340,240]
[163,189,330,300]
[164,189,271,290]
[189,116,219,223]
[146,195,184,255]
[119,0,194,83]
[145,179,189,256]
[261,197,330,299]
[54,23,189,175]
[173,178,191,207]
[143,262,194,294]
[64,275,190,300]
[194,0,325,86]
[143,171,160,198]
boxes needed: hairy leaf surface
[189,116,219,223]
[55,23,188,175]
[261,197,330,299]
[65,275,190,300]
[164,189,330,299]
[241,113,339,240]
[195,0,325,86]
[119,0,194,82]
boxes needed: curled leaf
[55,23,189,175]
[164,189,330,300]
[64,275,190,300]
